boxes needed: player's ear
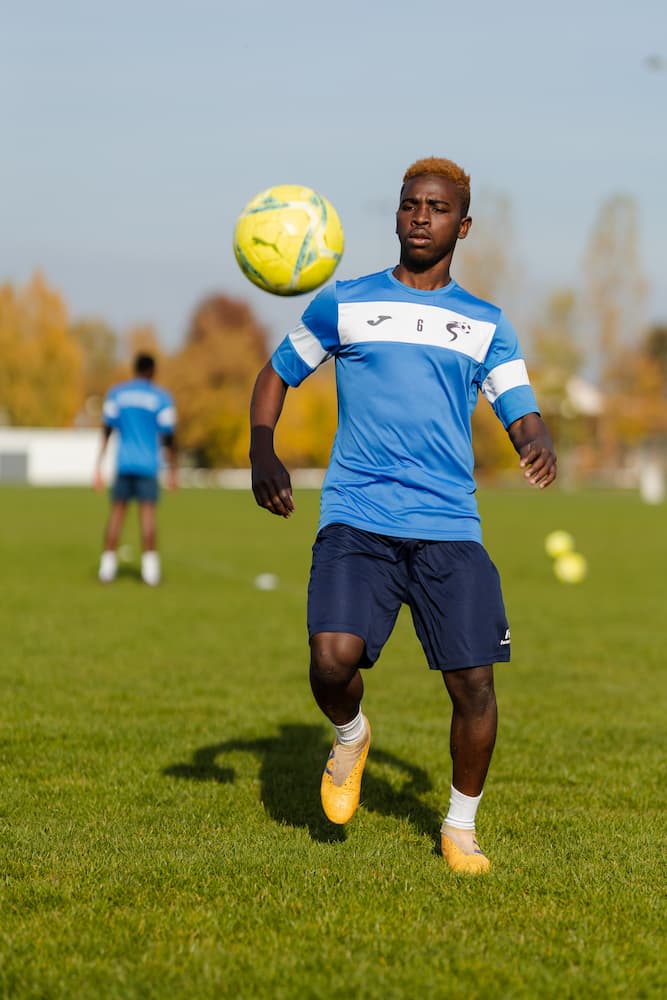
[458,216,472,240]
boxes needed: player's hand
[93,468,105,492]
[251,453,295,518]
[519,439,557,489]
[166,468,178,492]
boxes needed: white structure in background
[0,429,322,489]
[565,375,603,418]
[638,454,666,505]
[0,428,116,485]
[564,376,664,504]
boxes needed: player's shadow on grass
[94,566,143,584]
[116,565,143,581]
[163,723,441,849]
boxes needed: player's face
[396,175,471,267]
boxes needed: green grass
[0,485,665,999]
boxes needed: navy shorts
[111,474,159,503]
[307,523,511,671]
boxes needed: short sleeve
[478,313,540,427]
[102,394,119,427]
[271,283,340,387]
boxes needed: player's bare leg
[138,501,157,552]
[440,665,497,873]
[310,632,371,824]
[309,632,365,724]
[99,501,127,582]
[139,502,160,585]
[104,501,128,551]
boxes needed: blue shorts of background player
[308,524,511,671]
[111,473,159,504]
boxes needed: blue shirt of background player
[271,268,539,543]
[102,378,176,477]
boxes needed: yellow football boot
[441,829,491,875]
[320,717,371,825]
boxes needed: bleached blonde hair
[402,157,471,214]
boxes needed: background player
[249,157,556,873]
[95,352,177,586]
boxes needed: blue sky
[2,0,665,351]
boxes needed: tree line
[1,193,665,480]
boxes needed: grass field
[0,484,665,999]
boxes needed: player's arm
[249,362,294,517]
[507,412,557,489]
[94,425,113,492]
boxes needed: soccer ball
[553,551,588,584]
[544,530,575,559]
[233,184,344,296]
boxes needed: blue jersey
[271,268,539,542]
[102,378,176,477]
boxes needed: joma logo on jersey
[367,315,392,326]
[446,321,472,341]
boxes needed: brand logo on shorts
[500,628,511,646]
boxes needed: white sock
[141,551,161,586]
[98,550,117,582]
[334,709,366,745]
[442,785,483,831]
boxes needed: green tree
[69,317,120,424]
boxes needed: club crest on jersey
[446,320,473,341]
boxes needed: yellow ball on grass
[553,551,588,584]
[544,530,575,559]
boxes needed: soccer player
[95,352,178,586]
[249,157,557,873]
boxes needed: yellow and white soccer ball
[553,551,588,584]
[233,184,344,296]
[544,530,575,560]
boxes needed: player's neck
[392,262,453,291]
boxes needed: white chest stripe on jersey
[481,359,530,403]
[115,390,161,412]
[338,301,497,362]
